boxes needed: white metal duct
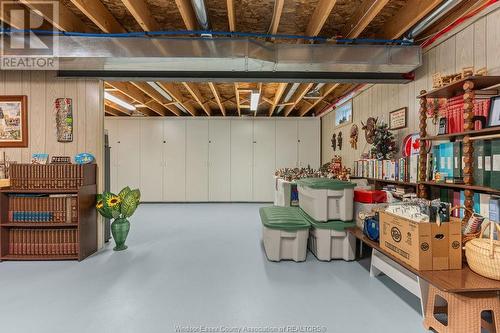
[2,35,422,83]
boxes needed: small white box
[298,183,354,222]
[308,228,356,261]
[262,227,309,262]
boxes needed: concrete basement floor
[0,203,426,333]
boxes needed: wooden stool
[423,284,500,332]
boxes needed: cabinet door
[105,118,119,194]
[230,120,253,201]
[209,119,230,201]
[276,119,298,169]
[140,119,163,201]
[186,119,209,201]
[116,120,140,192]
[163,119,186,201]
[253,119,276,202]
[298,119,320,169]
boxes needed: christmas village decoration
[331,133,336,151]
[275,156,351,182]
[337,131,343,150]
[432,66,487,89]
[370,121,398,160]
[361,117,378,144]
[349,124,358,149]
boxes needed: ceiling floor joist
[284,83,314,117]
[342,0,390,38]
[208,83,226,116]
[69,0,126,33]
[120,0,160,31]
[182,82,211,116]
[107,81,171,116]
[175,0,198,30]
[131,82,182,116]
[157,82,198,117]
[304,0,337,39]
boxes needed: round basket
[465,222,500,281]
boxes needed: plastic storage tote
[301,210,356,261]
[274,177,298,207]
[296,178,355,222]
[260,206,310,262]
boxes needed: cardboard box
[0,178,10,188]
[379,211,462,271]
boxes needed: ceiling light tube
[250,91,260,111]
[147,81,173,101]
[105,92,136,111]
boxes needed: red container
[354,190,386,203]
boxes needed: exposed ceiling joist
[226,0,235,32]
[107,81,169,116]
[131,82,182,116]
[299,83,339,117]
[234,83,241,116]
[284,83,314,117]
[268,83,287,117]
[380,0,444,39]
[341,0,390,38]
[268,0,284,35]
[208,82,226,116]
[182,82,211,116]
[19,0,92,32]
[305,0,337,38]
[174,0,198,30]
[120,0,160,31]
[69,0,126,33]
[157,82,197,117]
[105,102,130,116]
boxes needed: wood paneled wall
[0,71,105,248]
[322,5,500,169]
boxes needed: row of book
[382,185,415,198]
[7,194,78,223]
[439,92,494,134]
[353,156,419,183]
[433,188,499,222]
[428,139,500,188]
[8,229,78,256]
[10,164,87,189]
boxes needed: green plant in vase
[96,187,141,251]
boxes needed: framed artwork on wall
[488,96,500,127]
[389,107,407,130]
[335,100,352,127]
[0,95,28,148]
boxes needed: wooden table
[348,227,500,332]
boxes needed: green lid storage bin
[260,206,310,262]
[296,178,355,222]
[300,209,356,261]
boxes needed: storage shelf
[0,188,80,194]
[0,223,78,228]
[418,76,500,99]
[365,178,417,187]
[419,181,500,195]
[421,126,500,141]
[1,254,78,261]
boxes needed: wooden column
[462,81,475,216]
[418,90,428,199]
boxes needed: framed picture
[389,107,407,130]
[335,100,352,127]
[488,96,500,127]
[0,95,28,147]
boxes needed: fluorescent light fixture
[277,82,300,114]
[250,91,260,111]
[174,102,189,114]
[147,81,173,101]
[104,92,136,111]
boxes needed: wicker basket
[451,206,482,245]
[465,221,500,281]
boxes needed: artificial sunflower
[96,201,104,209]
[107,196,121,207]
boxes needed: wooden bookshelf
[417,76,500,214]
[0,164,97,262]
[419,181,500,196]
[365,178,417,187]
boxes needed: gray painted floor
[0,203,426,333]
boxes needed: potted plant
[96,187,141,251]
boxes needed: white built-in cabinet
[105,117,319,202]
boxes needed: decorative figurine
[331,133,336,151]
[337,131,343,151]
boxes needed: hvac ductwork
[1,35,421,83]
